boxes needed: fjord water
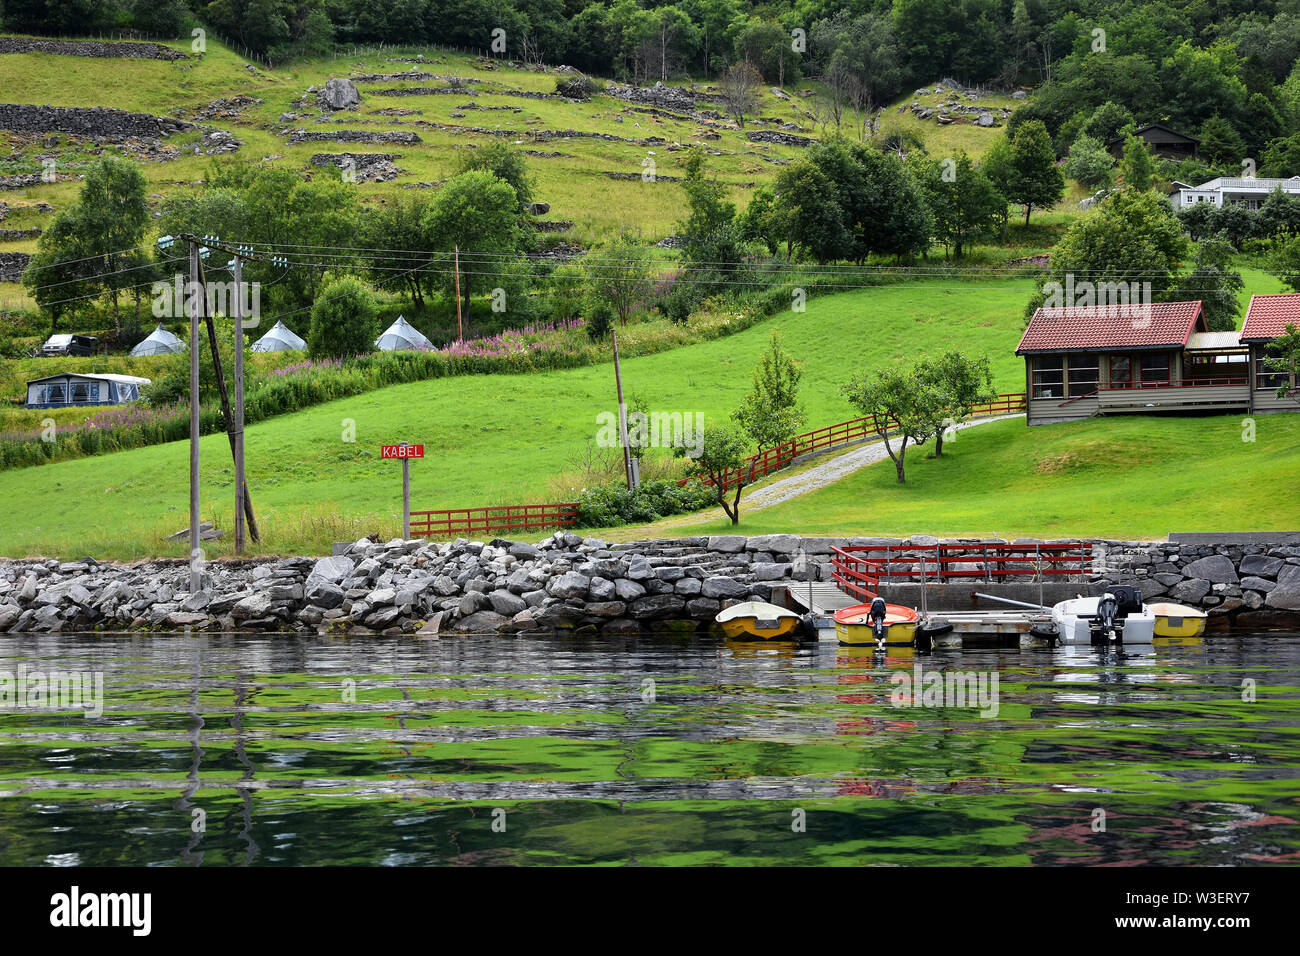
[0,632,1296,866]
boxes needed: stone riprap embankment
[1,535,1297,635]
[0,37,187,60]
[1093,539,1300,629]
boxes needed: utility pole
[197,257,260,545]
[453,244,462,341]
[232,257,248,554]
[187,241,202,593]
[611,329,633,490]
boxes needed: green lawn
[4,268,1295,559]
[0,278,1037,558]
[604,413,1300,541]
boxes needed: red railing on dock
[681,394,1027,493]
[408,502,579,539]
[830,541,1091,601]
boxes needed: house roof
[1016,301,1205,354]
[1184,176,1300,192]
[27,373,151,386]
[1107,123,1199,148]
[1241,293,1300,342]
[1186,330,1244,351]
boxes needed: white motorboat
[1051,586,1156,644]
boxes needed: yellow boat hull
[1147,602,1207,639]
[835,619,919,647]
[718,617,801,640]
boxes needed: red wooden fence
[408,502,579,539]
[681,393,1027,493]
[831,541,1092,602]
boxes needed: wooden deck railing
[681,393,1027,493]
[831,541,1092,600]
[408,502,579,539]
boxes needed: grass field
[0,34,1046,320]
[0,278,1040,557]
[2,266,1292,559]
[602,413,1300,541]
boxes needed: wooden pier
[773,582,1056,647]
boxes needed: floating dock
[774,582,1061,647]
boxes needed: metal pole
[233,256,246,555]
[188,242,201,592]
[611,330,633,489]
[401,442,411,540]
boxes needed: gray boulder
[701,576,747,599]
[488,589,527,616]
[319,77,361,110]
[1182,555,1238,585]
[1265,565,1300,610]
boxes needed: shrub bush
[575,478,715,528]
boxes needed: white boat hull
[1052,596,1156,644]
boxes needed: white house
[1170,176,1300,210]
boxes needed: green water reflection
[0,632,1296,866]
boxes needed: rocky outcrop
[0,37,187,60]
[318,78,362,110]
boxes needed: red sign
[381,444,424,459]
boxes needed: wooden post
[232,257,246,554]
[188,242,201,593]
[401,442,411,539]
[453,244,462,342]
[611,330,633,489]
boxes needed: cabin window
[1140,354,1170,384]
[1110,356,1132,386]
[47,384,65,404]
[1031,356,1064,399]
[70,382,89,403]
[1067,356,1099,397]
[1255,350,1291,391]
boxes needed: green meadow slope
[2,269,1295,559]
[0,278,1035,557]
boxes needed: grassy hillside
[603,414,1300,541]
[0,278,1037,558]
[2,264,1291,559]
[0,37,815,243]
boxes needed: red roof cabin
[1016,298,1298,425]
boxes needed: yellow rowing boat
[833,600,922,647]
[1147,602,1208,638]
[714,601,803,639]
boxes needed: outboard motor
[868,597,888,646]
[1112,585,1144,616]
[1096,592,1121,641]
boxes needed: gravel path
[664,413,1024,528]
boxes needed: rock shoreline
[0,534,1297,635]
